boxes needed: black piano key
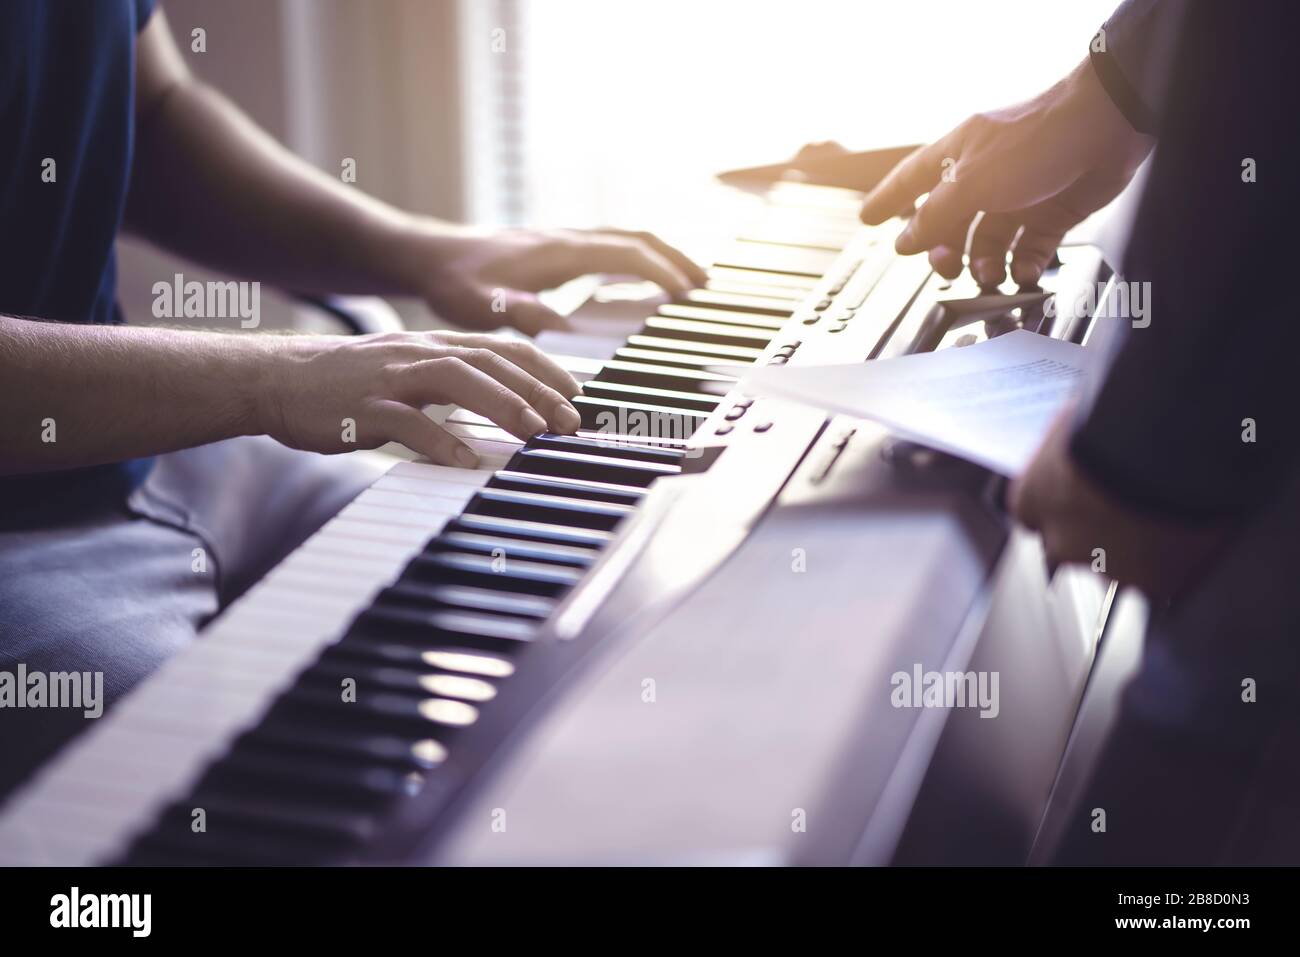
[200,746,423,806]
[613,346,753,373]
[375,580,556,619]
[527,431,685,464]
[571,395,703,438]
[407,548,583,593]
[625,334,764,362]
[299,657,498,703]
[466,487,631,533]
[126,828,348,867]
[487,470,645,506]
[641,316,773,349]
[657,303,785,331]
[682,288,795,315]
[323,639,516,678]
[596,358,736,393]
[277,685,480,737]
[510,446,679,486]
[449,513,614,547]
[155,791,377,847]
[479,485,643,518]
[573,430,689,450]
[245,717,450,771]
[416,543,596,582]
[434,528,600,566]
[354,603,542,647]
[581,379,720,413]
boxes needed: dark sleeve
[1069,1,1300,522]
[136,0,157,31]
[1089,0,1186,134]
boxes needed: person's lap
[0,438,385,799]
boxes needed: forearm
[125,77,447,296]
[0,315,271,475]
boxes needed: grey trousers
[0,438,385,800]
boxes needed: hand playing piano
[396,225,708,335]
[858,58,1154,287]
[1008,412,1232,604]
[260,330,584,468]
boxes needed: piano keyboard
[0,182,908,866]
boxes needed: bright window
[463,0,1116,256]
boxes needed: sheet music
[743,330,1099,476]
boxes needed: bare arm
[126,11,705,332]
[0,314,583,476]
[0,316,265,474]
[125,10,419,296]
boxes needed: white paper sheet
[742,330,1099,476]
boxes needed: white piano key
[304,530,419,562]
[357,485,478,511]
[547,353,605,380]
[321,517,435,547]
[446,407,494,428]
[229,581,362,617]
[338,501,459,531]
[255,566,367,596]
[474,452,514,470]
[258,566,391,602]
[0,816,113,865]
[443,420,526,446]
[203,626,328,662]
[389,460,495,485]
[534,330,622,361]
[211,601,355,636]
[262,561,384,598]
[11,738,223,863]
[112,668,271,730]
[220,584,357,619]
[278,547,399,578]
[37,751,186,804]
[154,641,301,691]
[195,631,332,668]
[371,474,475,498]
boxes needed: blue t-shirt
[1,0,155,324]
[1,0,157,517]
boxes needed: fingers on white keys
[370,399,479,468]
[398,356,550,441]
